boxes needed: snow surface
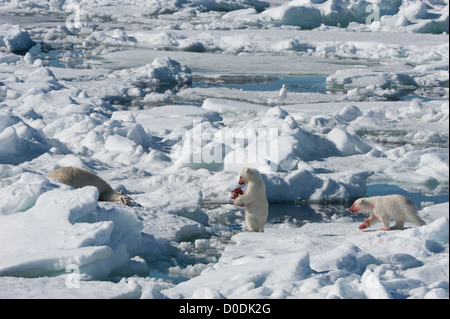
[0,0,448,299]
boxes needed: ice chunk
[0,187,110,276]
[0,110,50,165]
[148,57,192,84]
[0,25,34,52]
[361,266,392,299]
[385,148,449,187]
[262,3,322,29]
[0,173,54,215]
[327,127,372,156]
[0,186,144,279]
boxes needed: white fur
[349,194,425,230]
[234,167,268,232]
[48,166,132,206]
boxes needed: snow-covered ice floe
[163,203,449,299]
[0,0,448,299]
[0,24,34,53]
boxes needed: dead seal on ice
[48,166,133,206]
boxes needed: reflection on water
[268,202,354,227]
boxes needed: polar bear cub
[48,166,132,206]
[234,167,268,232]
[349,194,426,230]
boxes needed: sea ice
[0,25,34,53]
[0,0,447,300]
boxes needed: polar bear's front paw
[358,218,370,230]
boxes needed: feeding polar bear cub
[48,166,132,206]
[234,167,268,232]
[349,194,426,230]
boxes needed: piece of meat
[231,187,244,199]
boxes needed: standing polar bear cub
[349,194,426,230]
[234,167,268,232]
[48,166,132,206]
